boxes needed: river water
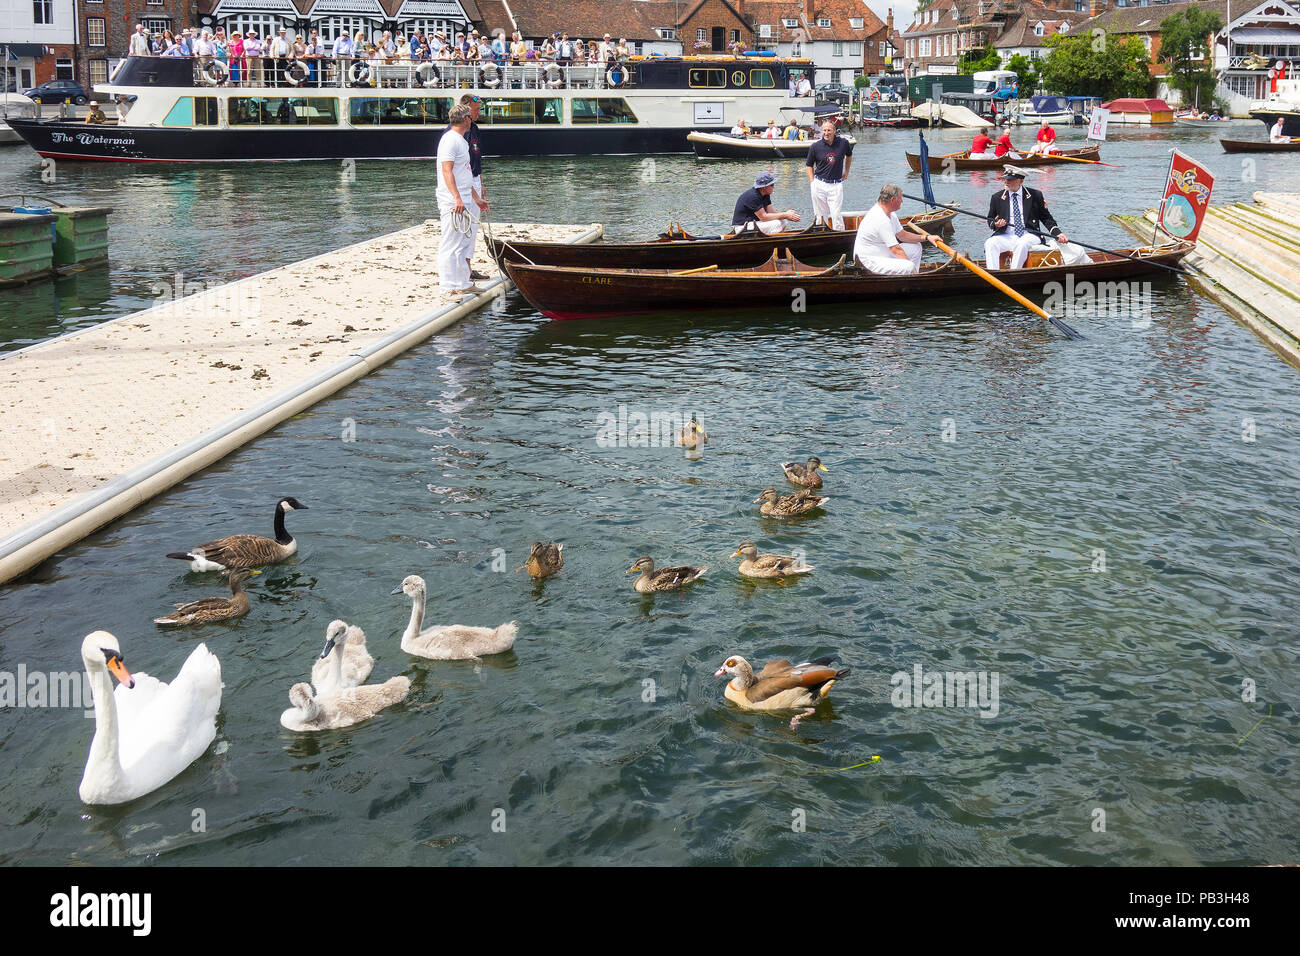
[0,122,1297,866]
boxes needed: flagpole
[1155,150,1177,247]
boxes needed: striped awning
[397,1,467,14]
[213,0,298,13]
[310,0,385,13]
[1232,27,1300,45]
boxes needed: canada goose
[755,487,829,518]
[516,542,563,579]
[679,416,708,448]
[79,632,222,804]
[166,496,308,572]
[731,541,814,578]
[391,575,518,660]
[311,620,375,697]
[782,456,828,488]
[279,678,410,733]
[714,654,850,728]
[627,556,707,593]
[153,568,260,627]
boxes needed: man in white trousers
[983,165,1068,270]
[853,183,937,274]
[731,171,801,235]
[437,105,487,295]
[805,119,853,230]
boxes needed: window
[164,96,220,126]
[230,96,339,125]
[749,68,774,87]
[760,24,771,37]
[228,15,283,40]
[921,38,931,56]
[319,17,379,43]
[657,28,676,40]
[1029,48,1041,59]
[791,41,802,56]
[403,19,454,41]
[688,67,725,87]
[782,18,798,28]
[850,17,864,29]
[697,28,707,42]
[817,18,831,28]
[730,29,739,44]
[1033,22,1045,37]
[143,18,169,34]
[33,0,53,24]
[55,58,74,80]
[849,42,861,56]
[87,18,106,46]
[479,97,536,124]
[571,97,638,124]
[832,42,844,57]
[88,59,108,85]
[349,96,451,125]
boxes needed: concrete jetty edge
[0,223,603,585]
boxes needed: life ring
[606,65,626,87]
[481,63,502,88]
[348,61,372,86]
[417,62,440,88]
[543,63,563,87]
[869,88,880,101]
[200,58,229,86]
[284,60,310,86]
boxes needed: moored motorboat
[503,244,1194,322]
[688,127,854,159]
[488,208,956,268]
[1220,137,1300,152]
[906,145,1101,172]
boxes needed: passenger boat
[1247,76,1300,137]
[906,145,1101,172]
[504,243,1193,321]
[1220,137,1300,152]
[488,209,957,269]
[7,54,815,162]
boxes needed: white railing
[192,57,637,91]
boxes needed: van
[972,70,1018,95]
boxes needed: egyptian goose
[715,654,849,728]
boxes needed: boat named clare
[8,54,815,163]
[906,145,1101,172]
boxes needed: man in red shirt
[993,130,1021,160]
[1029,119,1057,155]
[970,126,994,159]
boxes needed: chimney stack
[1089,0,1105,16]
[888,8,894,33]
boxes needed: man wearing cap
[984,166,1069,270]
[732,172,801,236]
[437,104,487,295]
[805,119,853,230]
[853,183,936,274]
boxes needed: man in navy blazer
[984,166,1070,269]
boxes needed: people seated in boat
[853,184,938,275]
[783,121,801,140]
[762,119,780,138]
[1028,119,1057,155]
[732,171,802,236]
[993,131,1021,160]
[731,119,751,137]
[84,103,108,125]
[970,127,994,160]
[984,166,1069,270]
[1271,117,1292,143]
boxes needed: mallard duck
[755,487,829,517]
[732,541,814,578]
[79,632,222,804]
[280,678,410,733]
[153,568,259,627]
[391,575,518,660]
[782,455,828,488]
[516,542,563,579]
[627,556,707,593]
[166,497,308,572]
[311,620,375,697]
[679,416,708,448]
[714,654,850,728]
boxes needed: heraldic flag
[1157,150,1215,243]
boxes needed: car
[23,80,91,105]
[815,83,855,107]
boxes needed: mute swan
[280,678,410,732]
[311,620,375,697]
[714,654,850,729]
[391,575,517,660]
[79,631,223,805]
[166,496,307,572]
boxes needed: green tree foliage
[1005,54,1039,95]
[1159,9,1224,107]
[1039,32,1153,99]
[958,43,1002,74]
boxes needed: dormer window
[850,17,864,28]
[817,18,831,27]
[1034,22,1045,36]
[782,18,798,28]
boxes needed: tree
[1159,8,1224,108]
[1005,54,1039,95]
[958,43,1001,74]
[1039,32,1153,99]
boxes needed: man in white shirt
[437,104,488,294]
[854,183,937,274]
[796,74,812,97]
[1271,117,1292,143]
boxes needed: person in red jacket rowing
[970,126,994,159]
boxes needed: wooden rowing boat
[487,208,957,269]
[1220,137,1300,152]
[503,243,1193,321]
[905,145,1102,172]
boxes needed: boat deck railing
[186,57,642,92]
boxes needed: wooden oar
[904,224,1083,340]
[899,193,1188,275]
[1048,152,1124,168]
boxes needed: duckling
[154,568,260,627]
[279,678,410,733]
[782,455,828,488]
[166,496,308,572]
[391,575,518,660]
[311,620,375,697]
[627,556,707,593]
[516,542,563,579]
[679,416,708,448]
[714,654,850,728]
[755,487,829,518]
[732,541,814,578]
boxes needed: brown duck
[782,456,828,488]
[627,556,707,593]
[755,487,829,517]
[154,568,259,627]
[517,542,564,579]
[714,654,850,728]
[732,541,814,578]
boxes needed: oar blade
[1048,314,1085,340]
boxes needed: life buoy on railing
[869,88,880,101]
[481,63,502,88]
[543,63,564,87]
[606,65,626,87]
[284,60,310,86]
[417,62,440,88]
[348,60,372,86]
[200,59,229,86]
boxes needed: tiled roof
[995,10,1090,48]
[485,0,663,41]
[746,1,887,41]
[1082,0,1231,35]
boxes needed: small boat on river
[488,209,956,269]
[503,243,1193,322]
[1220,137,1300,152]
[906,145,1101,172]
